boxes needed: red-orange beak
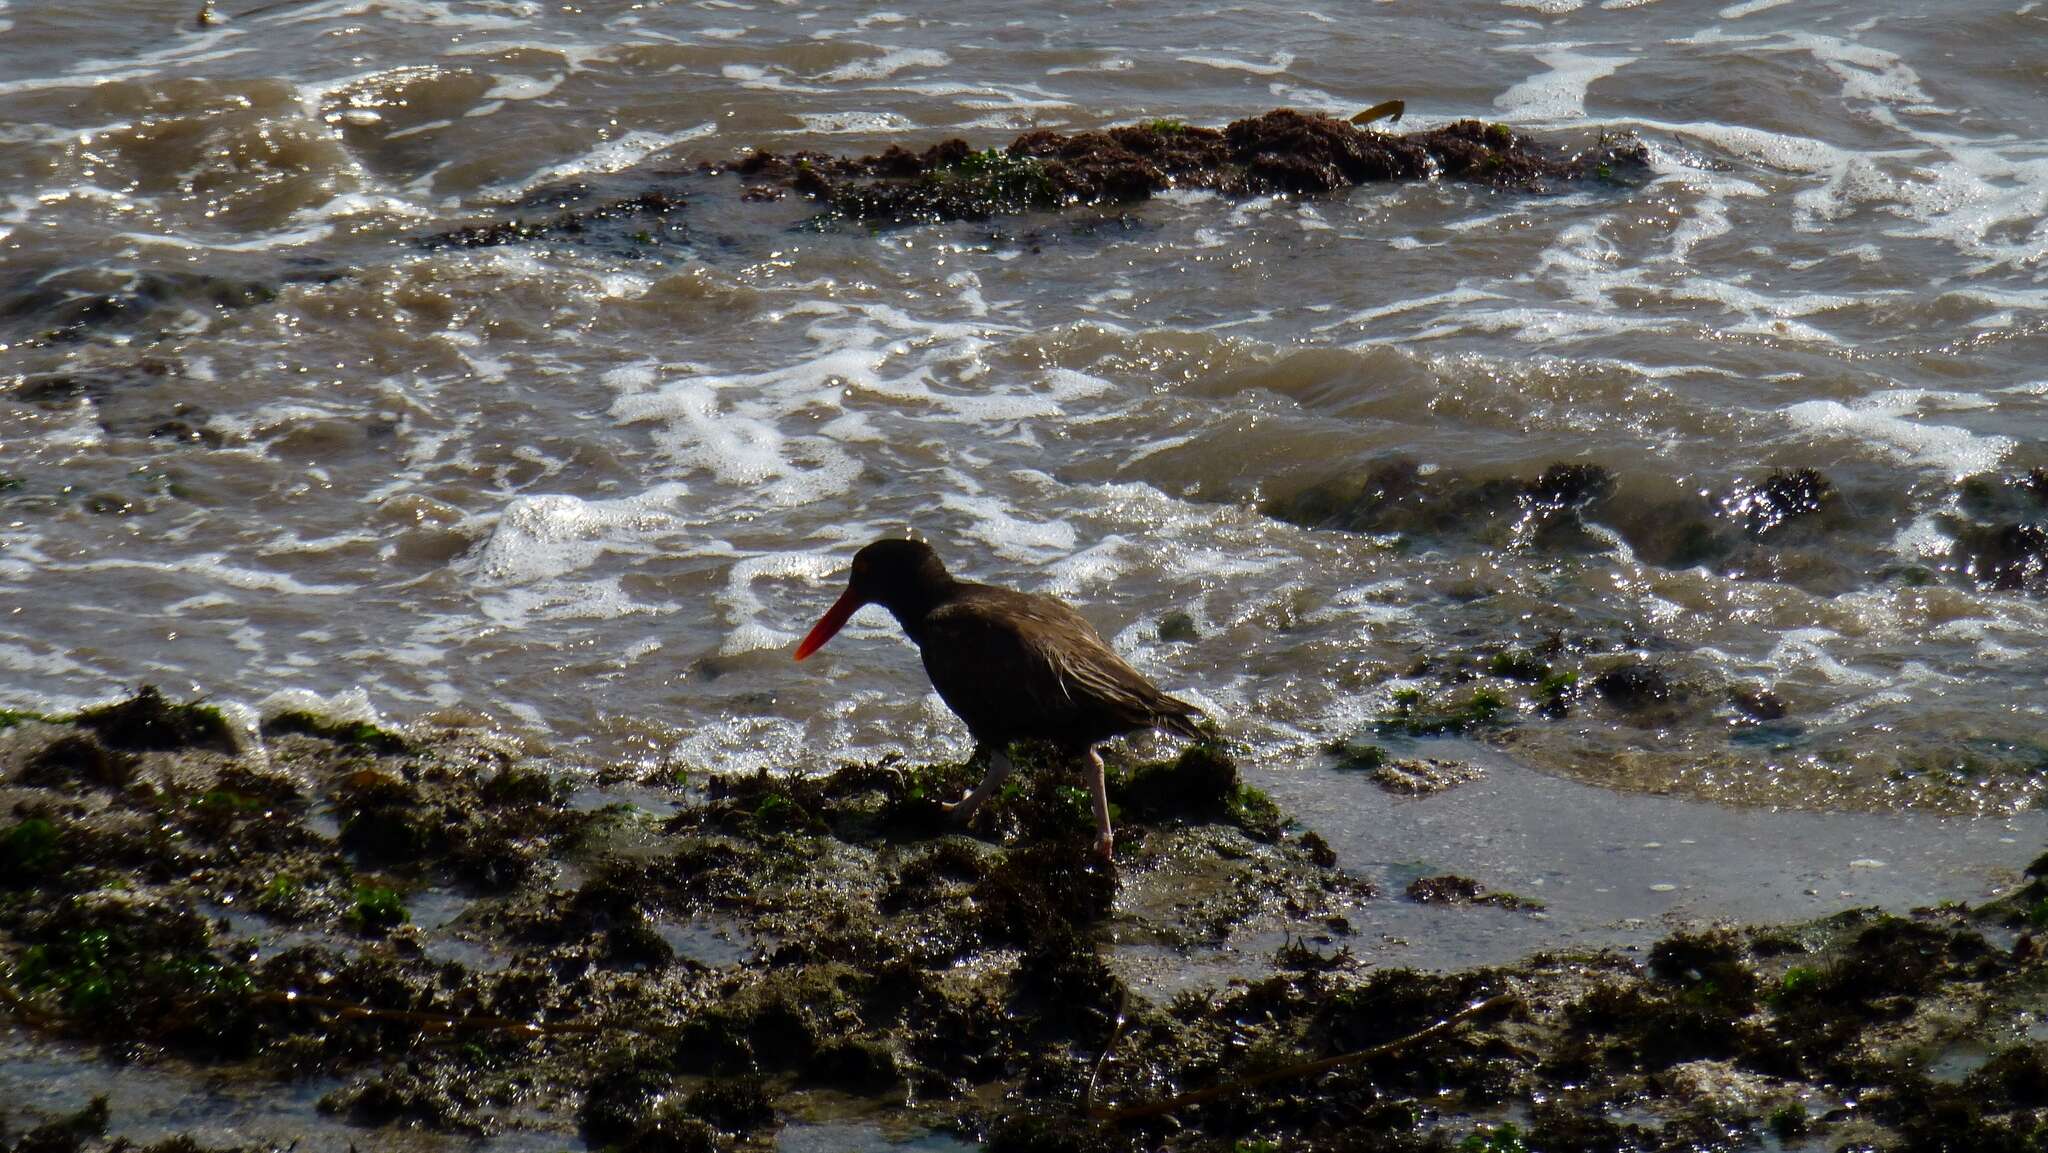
[794,587,865,661]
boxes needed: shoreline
[3,689,2044,1151]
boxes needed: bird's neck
[881,576,960,641]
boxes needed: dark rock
[1727,468,1836,537]
[1593,663,1672,711]
[1299,830,1338,867]
[1405,874,1543,910]
[1948,522,2048,592]
[1524,463,1615,508]
[417,190,688,252]
[19,733,137,790]
[1731,685,1787,721]
[1157,609,1199,642]
[75,686,238,754]
[1648,930,1759,1014]
[734,108,1649,226]
[263,710,410,755]
[1406,874,1487,904]
[686,1076,775,1132]
[11,1095,109,1153]
[804,1038,904,1094]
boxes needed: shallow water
[1255,740,2045,969]
[3,0,2045,899]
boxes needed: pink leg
[1085,746,1113,861]
[943,747,1014,823]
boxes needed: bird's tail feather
[1155,693,1208,740]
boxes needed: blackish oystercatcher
[794,538,1204,859]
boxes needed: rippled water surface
[4,0,2046,819]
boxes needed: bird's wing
[918,589,1202,744]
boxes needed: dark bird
[794,538,1204,859]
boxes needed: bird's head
[793,538,953,660]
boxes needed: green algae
[74,685,237,754]
[263,710,410,755]
[0,706,50,730]
[344,884,409,933]
[1376,686,1509,736]
[1,817,63,880]
[2,686,2044,1151]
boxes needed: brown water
[5,1,2048,1145]
[4,7,2046,844]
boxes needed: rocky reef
[2,689,2044,1151]
[725,108,1651,225]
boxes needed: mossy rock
[75,685,238,754]
[263,710,410,755]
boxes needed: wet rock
[804,1038,905,1094]
[984,1112,1115,1153]
[18,733,138,790]
[881,840,989,913]
[624,1106,719,1153]
[263,710,409,755]
[1367,757,1483,797]
[1,270,273,343]
[74,685,239,754]
[1524,463,1615,509]
[1157,609,1200,642]
[1960,470,2048,520]
[1267,458,1629,557]
[1377,686,1509,736]
[1725,468,1837,538]
[10,683,2046,1152]
[580,1060,685,1148]
[1405,874,1543,910]
[974,841,1115,945]
[11,1095,109,1153]
[684,1076,775,1132]
[417,188,689,251]
[1947,521,2048,592]
[1225,107,1430,192]
[0,816,68,886]
[1592,662,1672,712]
[1113,741,1234,821]
[1299,830,1338,868]
[320,1063,487,1134]
[733,108,1650,225]
[1969,1043,2048,1109]
[9,891,255,1054]
[1649,930,1760,1014]
[1263,457,1523,540]
[1731,685,1788,721]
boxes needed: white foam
[814,47,950,82]
[1493,45,1631,121]
[720,549,842,647]
[483,73,561,100]
[1316,288,1504,332]
[466,484,688,585]
[797,110,918,134]
[0,642,88,677]
[1718,0,1792,16]
[74,554,353,596]
[1783,391,2016,478]
[940,493,1079,560]
[1176,51,1296,75]
[258,686,383,726]
[491,125,717,196]
[1047,56,1134,75]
